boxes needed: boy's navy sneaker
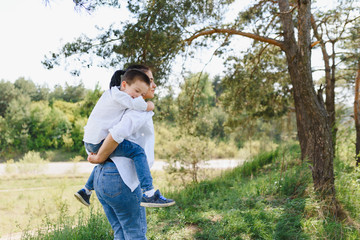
[74,189,91,207]
[140,189,175,207]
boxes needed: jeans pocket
[101,172,122,198]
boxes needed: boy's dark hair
[109,64,150,89]
[122,69,151,86]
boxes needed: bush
[165,134,211,183]
[16,151,49,175]
[208,140,239,159]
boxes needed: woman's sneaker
[74,189,91,207]
[140,189,175,207]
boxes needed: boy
[75,69,175,208]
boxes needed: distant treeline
[0,78,102,158]
[0,73,295,161]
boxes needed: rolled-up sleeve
[109,110,153,143]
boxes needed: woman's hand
[87,152,104,164]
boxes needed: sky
[0,0,349,93]
[0,0,232,91]
[0,0,128,90]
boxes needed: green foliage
[78,83,103,117]
[14,78,38,100]
[208,140,238,159]
[52,100,79,123]
[165,134,211,183]
[49,82,87,103]
[221,45,292,128]
[4,94,31,153]
[155,123,239,161]
[70,117,87,155]
[16,151,49,175]
[0,116,12,156]
[313,0,360,87]
[0,79,20,117]
[177,72,215,134]
[22,208,113,240]
[153,88,178,123]
[30,106,71,150]
[62,82,86,103]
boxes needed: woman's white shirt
[110,110,155,192]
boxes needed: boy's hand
[146,101,155,111]
[87,152,104,164]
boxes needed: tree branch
[185,28,285,50]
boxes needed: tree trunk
[279,0,335,196]
[311,16,337,156]
[354,61,360,166]
[328,42,337,154]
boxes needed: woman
[90,65,158,239]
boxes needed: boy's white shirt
[83,86,148,144]
[110,110,155,192]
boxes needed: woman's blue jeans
[84,139,153,192]
[93,160,147,240]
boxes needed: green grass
[4,144,360,239]
[0,175,92,237]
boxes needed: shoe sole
[140,201,176,208]
[74,193,90,207]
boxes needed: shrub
[165,134,211,183]
[16,151,49,175]
[208,140,239,159]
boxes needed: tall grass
[22,207,113,240]
[21,143,360,239]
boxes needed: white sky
[0,0,351,92]
[0,0,128,90]
[0,0,232,91]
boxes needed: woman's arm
[87,133,118,164]
[87,110,154,164]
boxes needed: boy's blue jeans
[84,139,154,192]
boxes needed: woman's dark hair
[109,64,150,89]
[123,69,151,86]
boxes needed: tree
[43,0,228,82]
[185,1,335,197]
[14,78,38,100]
[221,45,292,127]
[341,19,360,165]
[63,82,86,103]
[49,84,64,101]
[46,0,339,198]
[79,83,103,117]
[0,80,19,117]
[311,0,360,154]
[177,72,215,134]
[4,95,31,153]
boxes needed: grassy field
[2,144,360,239]
[0,165,224,238]
[0,175,89,237]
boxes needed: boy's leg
[111,140,175,208]
[85,166,96,191]
[74,142,103,206]
[111,140,154,192]
[74,166,97,207]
